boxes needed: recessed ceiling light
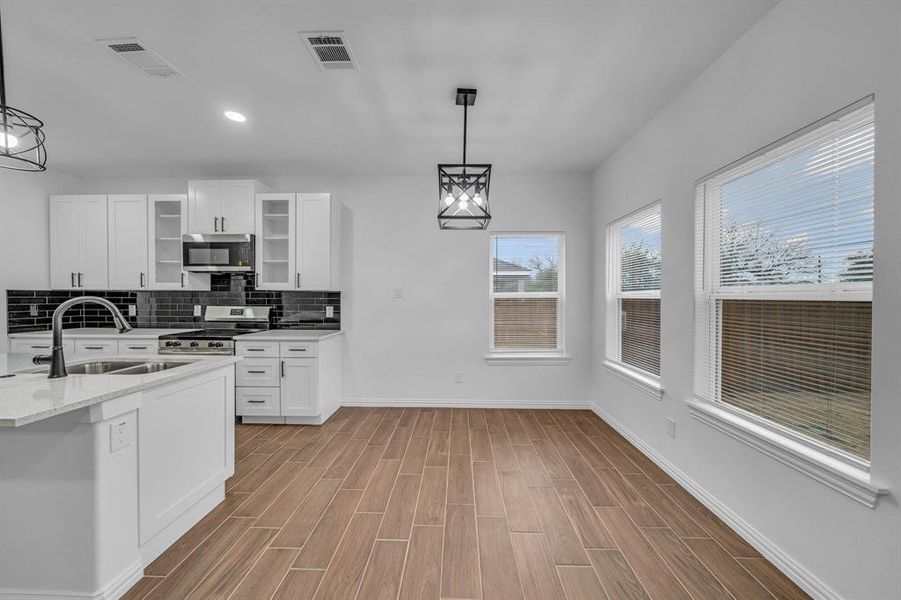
[224,110,246,123]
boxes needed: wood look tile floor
[123,408,810,600]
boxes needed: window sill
[603,360,663,400]
[484,353,570,366]
[686,397,887,508]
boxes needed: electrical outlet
[455,370,464,384]
[29,304,39,317]
[194,305,202,317]
[128,305,137,317]
[325,305,334,318]
[666,418,676,438]
[110,421,129,453]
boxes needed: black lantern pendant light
[437,88,490,230]
[0,9,46,172]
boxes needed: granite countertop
[238,330,343,342]
[8,328,196,340]
[0,353,240,427]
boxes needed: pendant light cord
[462,101,467,165]
[0,9,8,135]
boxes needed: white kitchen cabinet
[188,179,265,234]
[148,194,210,290]
[280,357,319,417]
[254,192,341,291]
[9,337,75,355]
[50,195,109,290]
[234,333,341,425]
[118,340,156,355]
[255,193,296,290]
[74,339,118,356]
[108,195,149,290]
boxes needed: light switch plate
[666,418,676,438]
[455,370,464,383]
[393,288,404,300]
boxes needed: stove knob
[190,341,199,347]
[165,340,181,347]
[211,341,223,348]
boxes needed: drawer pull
[30,345,50,349]
[83,346,105,350]
[288,348,307,352]
[246,399,266,404]
[127,346,148,350]
[245,348,266,352]
[246,370,267,374]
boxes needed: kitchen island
[0,353,238,600]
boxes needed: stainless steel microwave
[182,234,255,272]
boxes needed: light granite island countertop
[0,352,239,599]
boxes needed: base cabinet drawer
[236,358,280,387]
[74,340,118,355]
[236,341,279,358]
[9,338,76,355]
[236,387,281,417]
[280,341,318,357]
[118,340,156,355]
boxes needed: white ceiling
[2,0,774,178]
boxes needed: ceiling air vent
[299,31,357,70]
[96,38,183,79]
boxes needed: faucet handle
[32,354,52,365]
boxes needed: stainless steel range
[158,306,270,355]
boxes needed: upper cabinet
[255,193,341,291]
[50,195,109,290]
[148,194,210,290]
[107,194,149,290]
[187,179,265,234]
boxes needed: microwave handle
[221,216,226,231]
[214,216,219,232]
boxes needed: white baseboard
[0,559,143,600]
[590,403,842,600]
[342,397,591,410]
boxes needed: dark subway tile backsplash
[6,274,340,334]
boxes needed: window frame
[487,231,567,364]
[604,200,663,396]
[689,96,884,507]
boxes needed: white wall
[591,2,901,599]
[71,172,594,406]
[0,168,83,352]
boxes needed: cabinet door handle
[71,272,76,287]
[77,272,83,287]
[221,216,226,231]
[214,216,219,232]
[247,370,266,374]
[180,272,186,288]
[296,273,301,288]
[281,360,286,378]
[139,272,146,288]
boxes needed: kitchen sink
[27,360,190,375]
[66,361,146,374]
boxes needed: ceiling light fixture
[437,88,491,230]
[0,8,46,171]
[224,110,246,123]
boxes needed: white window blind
[606,202,662,377]
[490,233,564,352]
[694,97,874,461]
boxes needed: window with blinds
[606,202,662,378]
[490,233,564,352]
[694,97,874,461]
